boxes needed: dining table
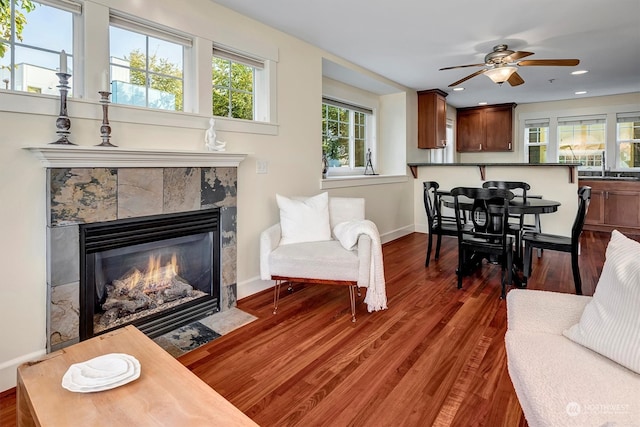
[439,193,561,287]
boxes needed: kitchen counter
[407,162,581,182]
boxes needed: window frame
[0,0,81,94]
[557,115,606,170]
[211,46,261,121]
[322,97,375,177]
[524,118,549,164]
[108,13,190,112]
[616,112,640,170]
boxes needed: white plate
[62,354,141,393]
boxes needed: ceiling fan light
[485,66,517,84]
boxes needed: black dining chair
[481,181,537,259]
[522,186,592,295]
[451,187,515,298]
[423,181,460,266]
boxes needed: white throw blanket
[333,220,387,312]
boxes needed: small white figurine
[205,118,227,151]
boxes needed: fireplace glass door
[80,209,220,340]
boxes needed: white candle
[102,70,109,92]
[59,50,67,74]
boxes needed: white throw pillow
[276,192,331,245]
[563,230,640,374]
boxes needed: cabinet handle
[479,143,483,150]
[508,142,512,150]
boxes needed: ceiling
[210,0,640,108]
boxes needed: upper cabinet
[418,89,448,149]
[456,103,516,152]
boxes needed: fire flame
[143,253,179,291]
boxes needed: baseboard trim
[0,349,46,392]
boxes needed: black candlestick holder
[97,91,116,147]
[51,72,75,145]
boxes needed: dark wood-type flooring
[1,231,616,426]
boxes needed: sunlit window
[558,115,606,169]
[617,113,640,169]
[109,14,188,111]
[524,119,549,164]
[0,0,79,94]
[322,98,372,173]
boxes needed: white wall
[0,0,415,391]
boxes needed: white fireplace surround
[25,146,248,168]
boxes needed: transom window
[212,46,261,120]
[109,14,188,111]
[322,98,372,172]
[558,115,606,168]
[0,0,78,94]
[524,119,549,164]
[617,112,640,169]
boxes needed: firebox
[79,208,220,340]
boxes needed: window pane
[20,2,72,53]
[230,62,252,92]
[212,57,230,86]
[110,25,183,111]
[212,87,229,117]
[558,123,605,166]
[528,145,547,164]
[14,45,67,94]
[230,90,252,119]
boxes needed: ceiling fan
[440,44,579,87]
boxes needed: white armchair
[260,196,373,322]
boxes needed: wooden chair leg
[571,251,583,295]
[272,280,282,315]
[349,285,357,323]
[457,247,464,289]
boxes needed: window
[0,0,79,94]
[617,112,640,169]
[109,14,189,111]
[524,119,549,164]
[322,97,373,173]
[212,46,263,121]
[557,115,606,168]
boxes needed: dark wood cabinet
[456,103,516,152]
[418,89,447,149]
[580,179,640,235]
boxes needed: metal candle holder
[97,91,116,147]
[51,72,74,145]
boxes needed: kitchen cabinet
[580,179,640,234]
[418,89,447,149]
[456,103,516,152]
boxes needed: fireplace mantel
[25,146,248,168]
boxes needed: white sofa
[506,289,640,426]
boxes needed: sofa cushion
[563,230,640,374]
[269,240,359,282]
[506,330,640,427]
[276,192,331,245]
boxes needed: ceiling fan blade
[439,63,486,71]
[448,69,487,87]
[505,51,534,62]
[518,59,580,66]
[507,72,524,86]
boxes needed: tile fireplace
[28,146,247,352]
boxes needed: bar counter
[407,162,580,182]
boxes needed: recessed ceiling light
[453,87,465,91]
[478,101,488,105]
[571,70,589,75]
[575,91,587,95]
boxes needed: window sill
[0,90,279,136]
[321,174,408,189]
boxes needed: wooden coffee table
[16,325,257,426]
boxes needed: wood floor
[1,231,614,427]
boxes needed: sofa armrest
[507,289,592,334]
[356,234,371,288]
[260,223,281,280]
